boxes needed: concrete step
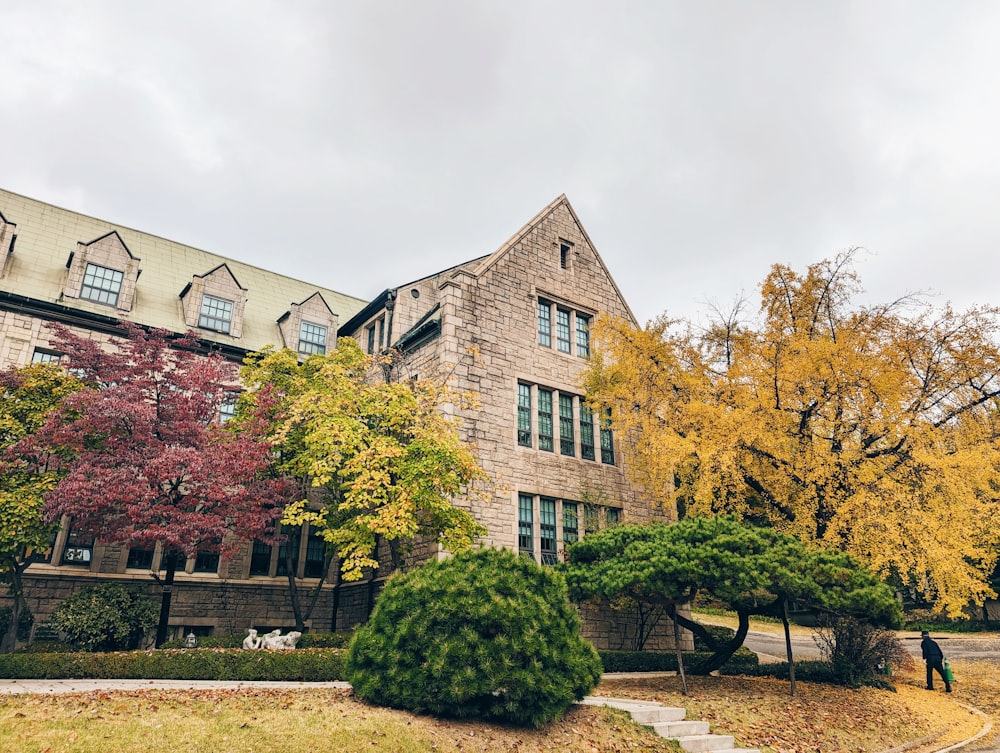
[580,697,686,723]
[581,695,760,753]
[650,719,711,737]
[676,734,736,752]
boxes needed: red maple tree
[26,323,291,646]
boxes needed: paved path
[0,679,352,694]
[742,630,1000,663]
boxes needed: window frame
[198,294,235,334]
[298,320,328,356]
[80,262,124,306]
[518,493,534,559]
[537,299,552,348]
[517,383,532,447]
[537,388,554,452]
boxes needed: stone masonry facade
[0,188,688,651]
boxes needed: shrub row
[599,647,759,675]
[1,645,758,682]
[742,659,895,690]
[0,648,344,681]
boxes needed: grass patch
[0,688,684,753]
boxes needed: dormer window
[81,263,124,306]
[64,231,140,312]
[298,321,328,356]
[199,295,234,334]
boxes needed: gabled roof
[471,194,638,326]
[82,230,137,260]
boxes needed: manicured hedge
[159,632,353,650]
[0,648,344,681]
[599,647,759,675]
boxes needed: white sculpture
[271,630,302,650]
[243,627,302,650]
[242,628,261,650]
[259,629,282,649]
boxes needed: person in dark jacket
[920,630,951,692]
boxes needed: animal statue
[242,628,261,650]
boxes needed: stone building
[0,188,677,649]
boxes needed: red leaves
[31,323,290,557]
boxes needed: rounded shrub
[346,547,602,728]
[50,584,158,652]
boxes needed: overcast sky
[3,1,998,326]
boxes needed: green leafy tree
[346,547,602,728]
[49,583,158,652]
[565,517,900,692]
[0,363,80,652]
[238,340,487,613]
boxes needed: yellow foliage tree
[584,250,1000,615]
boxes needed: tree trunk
[154,552,178,648]
[669,604,688,694]
[672,609,751,674]
[782,600,797,696]
[0,562,27,654]
[329,559,342,632]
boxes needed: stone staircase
[582,696,760,753]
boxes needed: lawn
[3,613,998,753]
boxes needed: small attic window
[559,242,573,269]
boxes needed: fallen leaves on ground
[3,661,999,753]
[599,664,992,753]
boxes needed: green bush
[813,616,911,688]
[346,548,602,729]
[745,659,895,690]
[599,647,759,675]
[692,624,736,651]
[50,584,158,652]
[0,648,344,681]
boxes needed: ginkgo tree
[584,250,1000,615]
[21,324,292,647]
[237,338,487,621]
[0,363,80,652]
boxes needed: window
[277,528,301,577]
[580,404,596,461]
[126,544,155,570]
[377,317,385,349]
[559,394,574,456]
[540,497,558,565]
[517,383,532,447]
[560,243,571,269]
[199,295,234,334]
[517,385,602,462]
[61,525,93,567]
[518,494,616,564]
[31,349,61,365]
[298,321,328,356]
[537,389,553,452]
[81,263,124,306]
[600,411,615,465]
[518,493,534,559]
[537,300,552,347]
[303,527,326,578]
[556,308,571,353]
[576,315,590,358]
[563,502,578,545]
[193,550,220,573]
[366,324,376,354]
[249,540,272,576]
[218,395,237,424]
